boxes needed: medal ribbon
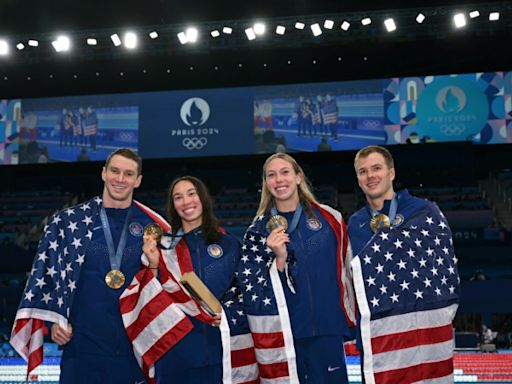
[370,193,398,227]
[100,205,132,272]
[270,203,303,234]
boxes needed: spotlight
[341,21,350,31]
[52,36,70,52]
[453,13,467,28]
[211,30,220,37]
[253,23,265,35]
[245,27,256,40]
[310,23,322,36]
[17,43,25,50]
[149,31,159,39]
[177,32,188,45]
[110,33,122,46]
[361,17,372,26]
[469,10,480,18]
[28,39,39,47]
[324,19,334,29]
[186,28,198,43]
[222,27,233,34]
[384,18,397,32]
[295,22,305,30]
[87,38,97,46]
[0,40,8,56]
[124,32,137,49]
[416,13,426,23]
[276,25,286,35]
[489,12,500,21]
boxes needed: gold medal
[266,215,288,233]
[144,223,164,241]
[370,213,391,233]
[105,269,126,289]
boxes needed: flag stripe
[374,357,454,384]
[252,332,285,349]
[231,347,257,368]
[259,361,289,379]
[371,323,454,353]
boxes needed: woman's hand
[51,323,73,346]
[266,227,289,271]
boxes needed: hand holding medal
[266,215,290,267]
[143,223,164,271]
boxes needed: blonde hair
[256,153,318,218]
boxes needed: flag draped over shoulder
[351,204,460,384]
[10,196,104,376]
[119,209,259,384]
[240,203,355,383]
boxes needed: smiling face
[264,157,302,211]
[355,152,395,210]
[101,154,141,208]
[171,180,203,233]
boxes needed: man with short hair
[348,145,460,383]
[11,148,163,383]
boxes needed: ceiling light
[311,23,322,36]
[295,22,305,30]
[149,31,158,39]
[384,18,397,32]
[324,19,334,29]
[0,41,9,55]
[186,28,198,43]
[28,39,39,47]
[416,13,426,23]
[110,34,122,46]
[245,27,256,40]
[341,21,350,31]
[489,12,500,21]
[222,27,233,34]
[87,38,97,46]
[52,36,70,52]
[276,25,286,35]
[254,23,265,35]
[124,32,137,49]
[453,13,467,28]
[469,10,480,18]
[211,30,220,37]
[361,17,372,26]
[16,43,25,50]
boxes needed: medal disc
[370,213,391,233]
[105,269,126,289]
[266,215,289,233]
[144,223,164,241]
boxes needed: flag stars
[41,292,53,304]
[410,269,419,279]
[421,229,430,237]
[423,277,432,287]
[426,217,434,225]
[241,255,249,263]
[419,258,427,268]
[35,277,47,289]
[67,221,78,233]
[80,202,91,211]
[379,284,388,295]
[67,280,77,292]
[250,245,259,252]
[251,294,258,302]
[366,276,376,286]
[259,237,267,245]
[397,259,407,270]
[436,257,444,265]
[263,297,272,306]
[249,235,256,242]
[447,266,455,275]
[414,238,422,247]
[452,255,458,264]
[387,271,396,282]
[52,215,62,225]
[384,251,393,261]
[86,230,93,240]
[76,254,85,265]
[71,238,82,249]
[406,249,415,258]
[37,251,49,262]
[49,240,59,251]
[379,232,389,241]
[438,221,448,229]
[390,293,400,303]
[425,247,435,257]
[245,283,254,292]
[393,239,403,249]
[430,266,439,276]
[375,263,384,274]
[442,247,449,255]
[434,287,442,296]
[58,229,65,239]
[82,216,93,225]
[371,243,381,253]
[440,276,448,285]
[24,290,35,302]
[242,268,252,276]
[400,280,410,290]
[46,266,57,278]
[57,297,64,307]
[401,230,411,238]
[434,236,441,246]
[413,289,424,299]
[363,255,372,265]
[449,285,456,294]
[65,208,75,216]
[370,297,380,307]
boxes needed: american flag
[322,100,338,125]
[351,204,460,384]
[120,219,260,384]
[10,196,104,377]
[83,113,98,136]
[241,203,356,382]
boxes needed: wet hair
[166,176,220,244]
[105,148,142,175]
[354,145,394,170]
[256,153,318,218]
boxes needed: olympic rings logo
[440,123,466,136]
[182,137,208,150]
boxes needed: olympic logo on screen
[182,137,208,150]
[180,98,210,127]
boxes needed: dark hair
[354,145,394,170]
[105,148,142,175]
[166,176,220,244]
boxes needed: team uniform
[11,196,158,384]
[241,203,356,383]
